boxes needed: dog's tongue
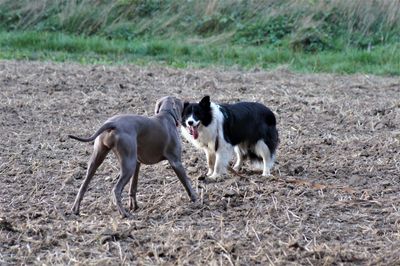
[189,126,199,139]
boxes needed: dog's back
[219,102,279,158]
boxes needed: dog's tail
[68,122,116,142]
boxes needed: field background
[1,60,399,265]
[0,0,400,265]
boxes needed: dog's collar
[161,109,180,127]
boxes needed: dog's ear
[154,99,162,114]
[199,95,210,108]
[173,101,183,126]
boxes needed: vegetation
[0,0,399,75]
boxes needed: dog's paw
[208,173,219,179]
[209,173,220,179]
[262,170,271,177]
[232,165,241,172]
[206,169,214,176]
[119,210,134,219]
[190,195,198,203]
[128,198,139,211]
[71,206,80,215]
[65,211,80,219]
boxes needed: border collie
[181,96,279,178]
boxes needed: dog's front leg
[168,158,197,202]
[205,149,216,176]
[210,146,232,179]
[72,173,94,215]
[233,146,243,172]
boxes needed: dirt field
[0,60,399,265]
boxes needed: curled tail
[68,122,116,142]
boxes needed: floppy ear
[154,99,162,114]
[199,95,210,108]
[173,101,182,126]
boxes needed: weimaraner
[68,96,197,218]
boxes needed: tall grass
[0,0,399,50]
[0,0,398,75]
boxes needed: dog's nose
[188,121,193,126]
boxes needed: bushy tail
[68,122,115,142]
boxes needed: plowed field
[1,61,399,265]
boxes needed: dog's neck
[159,109,179,127]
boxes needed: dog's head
[181,95,213,140]
[154,96,183,126]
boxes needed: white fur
[234,141,275,176]
[185,114,200,128]
[254,140,274,176]
[233,146,243,172]
[181,103,232,178]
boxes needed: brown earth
[0,60,399,265]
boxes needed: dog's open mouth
[188,125,199,139]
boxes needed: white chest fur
[181,103,234,177]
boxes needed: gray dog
[68,96,197,218]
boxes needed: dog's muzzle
[188,125,199,139]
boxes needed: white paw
[233,165,241,172]
[209,173,220,179]
[206,169,214,176]
[262,171,271,177]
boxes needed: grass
[0,30,399,75]
[0,0,399,75]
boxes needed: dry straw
[0,60,399,264]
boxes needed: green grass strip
[0,31,398,75]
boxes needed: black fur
[219,102,279,157]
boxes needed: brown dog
[68,96,197,218]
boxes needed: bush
[290,27,333,52]
[234,16,295,46]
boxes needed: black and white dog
[181,96,279,178]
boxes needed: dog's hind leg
[72,138,110,215]
[129,162,141,211]
[113,137,137,218]
[254,140,274,176]
[113,157,136,218]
